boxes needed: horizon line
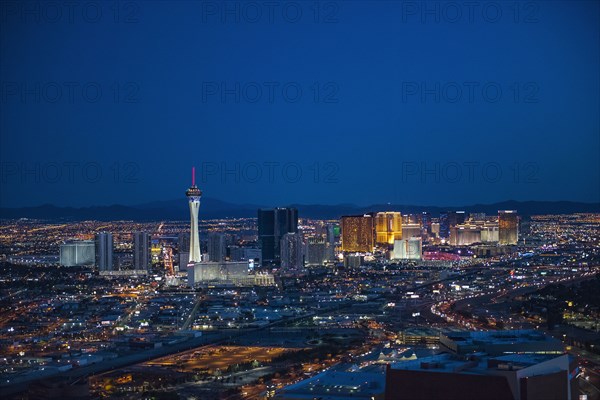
[2,198,600,210]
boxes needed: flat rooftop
[389,353,568,376]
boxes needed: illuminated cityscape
[1,1,599,399]
[1,179,599,399]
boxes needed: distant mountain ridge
[1,198,599,221]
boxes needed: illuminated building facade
[480,223,499,243]
[498,210,519,245]
[341,214,374,252]
[449,220,500,246]
[188,261,249,286]
[449,224,481,246]
[375,212,402,245]
[431,222,440,237]
[306,237,328,266]
[392,237,422,260]
[186,167,202,263]
[60,240,95,267]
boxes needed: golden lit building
[341,215,374,252]
[375,212,402,245]
[449,221,500,245]
[498,210,519,245]
[449,224,481,246]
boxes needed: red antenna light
[192,166,195,186]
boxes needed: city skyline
[1,0,599,399]
[2,202,599,398]
[1,176,599,398]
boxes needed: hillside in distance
[1,199,599,221]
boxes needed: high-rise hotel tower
[341,214,374,253]
[186,167,202,263]
[375,212,402,245]
[95,232,114,271]
[498,210,519,245]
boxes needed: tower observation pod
[186,167,202,264]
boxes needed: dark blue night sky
[1,1,598,208]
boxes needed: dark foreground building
[385,353,576,400]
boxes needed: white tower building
[186,167,202,264]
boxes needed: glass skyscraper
[258,208,298,266]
